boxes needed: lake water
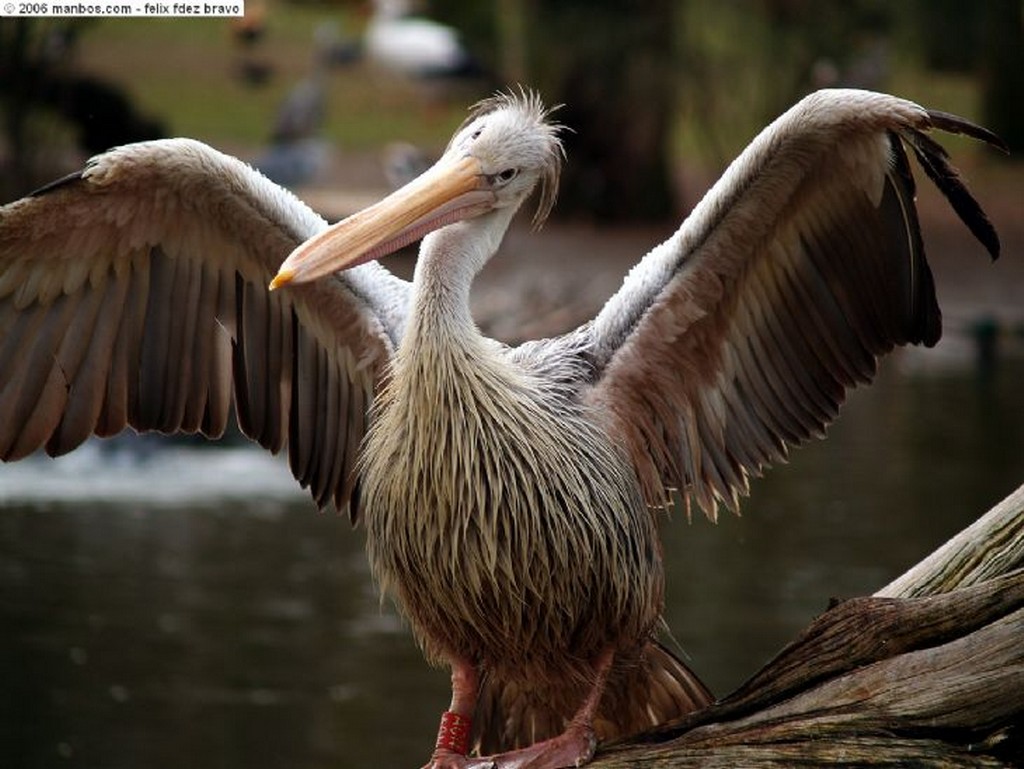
[1,356,1021,769]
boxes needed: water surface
[1,358,1021,769]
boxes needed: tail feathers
[595,640,713,741]
[473,641,712,754]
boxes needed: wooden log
[591,484,1024,768]
[876,484,1024,599]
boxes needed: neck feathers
[405,210,515,352]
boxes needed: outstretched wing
[561,89,1001,517]
[0,138,412,516]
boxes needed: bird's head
[270,89,563,290]
[446,90,563,229]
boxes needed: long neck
[387,210,520,428]
[403,209,515,355]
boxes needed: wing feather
[6,296,78,458]
[97,270,134,438]
[264,281,290,453]
[53,270,130,451]
[339,366,366,515]
[309,343,332,505]
[202,262,236,438]
[236,274,268,442]
[138,246,175,431]
[904,122,1004,258]
[565,89,1000,516]
[0,138,411,515]
[181,260,217,433]
[45,280,107,429]
[744,269,827,429]
[324,352,350,510]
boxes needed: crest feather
[453,87,565,229]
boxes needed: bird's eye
[495,168,518,184]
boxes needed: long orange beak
[270,155,491,289]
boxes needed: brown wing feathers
[584,95,1001,519]
[0,140,404,516]
[904,113,1004,261]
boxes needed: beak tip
[269,268,295,291]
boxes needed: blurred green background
[2,0,1021,212]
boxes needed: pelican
[0,89,1002,768]
[365,0,480,80]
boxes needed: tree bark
[591,484,1024,767]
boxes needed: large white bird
[0,89,1001,768]
[364,0,479,79]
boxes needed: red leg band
[435,710,472,755]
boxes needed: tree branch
[590,484,1024,767]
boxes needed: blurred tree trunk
[429,0,678,221]
[0,20,40,200]
[525,0,678,222]
[433,0,687,221]
[494,0,529,85]
[980,0,1024,153]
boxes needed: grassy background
[62,3,990,168]
[72,7,469,151]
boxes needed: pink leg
[478,647,615,769]
[424,659,496,769]
[425,649,616,769]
